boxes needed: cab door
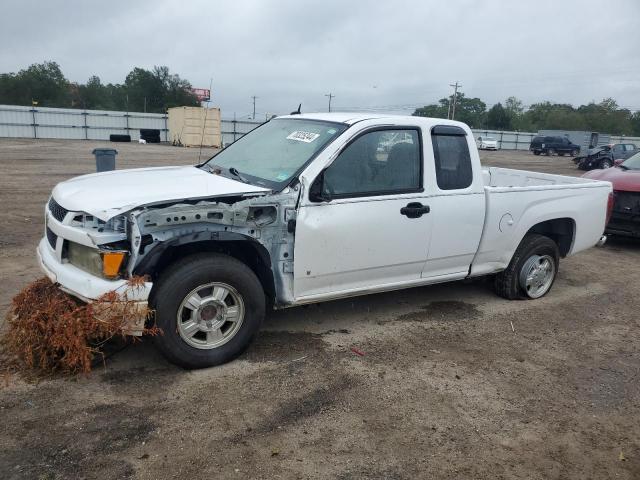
[293,127,434,300]
[420,125,486,279]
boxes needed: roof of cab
[275,112,468,129]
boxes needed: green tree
[412,102,448,119]
[413,93,486,128]
[0,61,68,106]
[123,66,199,113]
[487,103,511,130]
[630,111,640,136]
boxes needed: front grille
[613,191,640,214]
[48,197,69,222]
[46,226,58,249]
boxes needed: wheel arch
[524,217,575,257]
[136,233,276,307]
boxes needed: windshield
[621,151,640,170]
[202,118,347,189]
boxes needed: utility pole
[325,93,334,112]
[251,96,258,119]
[449,81,462,120]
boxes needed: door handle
[400,202,430,218]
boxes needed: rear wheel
[570,149,579,157]
[533,151,541,156]
[494,234,559,300]
[546,148,555,156]
[558,152,565,156]
[152,253,265,368]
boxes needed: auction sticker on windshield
[287,131,320,143]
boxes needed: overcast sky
[1,0,639,119]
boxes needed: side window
[614,144,624,153]
[323,129,421,197]
[431,127,473,190]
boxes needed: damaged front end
[40,186,300,334]
[122,187,300,308]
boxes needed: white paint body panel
[292,114,611,304]
[51,165,268,221]
[294,194,434,298]
[469,167,611,276]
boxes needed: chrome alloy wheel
[519,254,556,299]
[176,282,245,349]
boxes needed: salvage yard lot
[1,138,639,479]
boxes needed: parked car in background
[583,151,640,237]
[575,145,615,170]
[612,143,638,164]
[476,136,498,150]
[575,143,639,170]
[529,136,580,156]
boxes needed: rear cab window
[431,125,473,190]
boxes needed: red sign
[191,88,211,102]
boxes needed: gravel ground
[0,139,639,479]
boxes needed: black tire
[570,149,579,157]
[494,234,560,300]
[558,152,565,156]
[546,148,555,156]
[151,253,265,368]
[601,159,613,169]
[110,134,131,142]
[533,151,541,156]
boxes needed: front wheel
[601,159,613,169]
[570,149,579,157]
[151,253,265,368]
[494,234,559,300]
[546,148,555,156]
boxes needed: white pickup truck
[38,113,612,368]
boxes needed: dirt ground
[0,139,639,480]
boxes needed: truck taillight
[606,191,615,225]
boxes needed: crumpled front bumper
[37,237,151,302]
[37,238,153,334]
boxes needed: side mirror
[309,171,333,203]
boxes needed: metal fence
[0,104,265,145]
[220,119,262,146]
[470,129,640,150]
[1,104,638,149]
[471,129,537,150]
[0,104,169,141]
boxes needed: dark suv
[530,136,580,156]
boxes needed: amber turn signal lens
[101,251,126,278]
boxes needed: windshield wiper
[228,167,251,184]
[202,163,221,174]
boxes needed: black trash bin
[92,148,118,172]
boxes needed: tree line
[0,61,200,113]
[413,93,640,136]
[2,62,639,135]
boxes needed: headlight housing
[70,213,127,234]
[66,242,128,279]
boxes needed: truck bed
[471,167,612,277]
[482,167,605,190]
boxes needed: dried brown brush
[2,277,160,375]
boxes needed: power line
[251,95,258,120]
[449,81,462,120]
[325,93,335,112]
